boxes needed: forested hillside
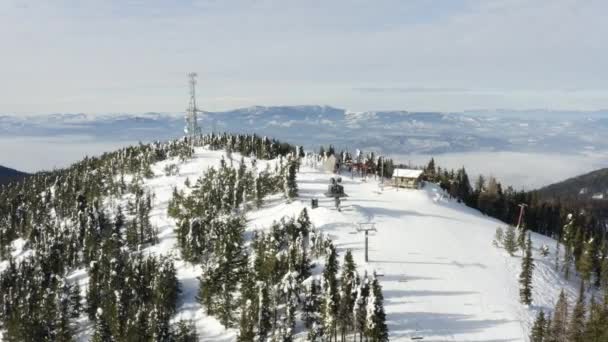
[2,134,608,341]
[0,165,27,185]
[535,168,608,201]
[0,134,390,341]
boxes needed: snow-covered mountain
[113,147,583,340]
[3,106,608,155]
[0,140,591,341]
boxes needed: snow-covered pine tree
[69,281,82,318]
[554,238,561,271]
[304,278,323,330]
[298,236,313,281]
[519,233,534,305]
[322,244,340,341]
[365,272,389,342]
[154,257,180,317]
[583,296,607,340]
[338,249,358,340]
[279,269,300,338]
[529,310,547,342]
[152,306,173,341]
[55,280,75,342]
[113,205,125,238]
[125,307,152,341]
[353,272,370,342]
[567,282,586,342]
[547,289,568,342]
[493,227,504,247]
[503,225,518,256]
[125,215,139,248]
[576,237,594,284]
[284,154,298,200]
[517,223,527,251]
[562,215,576,280]
[601,252,608,291]
[172,320,199,342]
[236,299,256,342]
[91,308,114,342]
[254,173,263,208]
[86,260,102,320]
[257,286,272,341]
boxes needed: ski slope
[132,148,580,341]
[252,166,580,341]
[1,147,577,341]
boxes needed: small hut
[392,168,424,189]
[322,155,338,173]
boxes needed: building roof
[392,168,423,178]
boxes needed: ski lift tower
[185,72,202,137]
[516,203,528,229]
[357,222,377,262]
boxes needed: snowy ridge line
[0,142,587,341]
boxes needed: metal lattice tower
[184,72,202,137]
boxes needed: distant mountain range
[536,168,608,201]
[0,165,28,185]
[2,106,608,155]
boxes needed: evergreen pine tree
[126,217,139,248]
[530,310,547,342]
[113,205,125,238]
[304,279,323,330]
[567,282,586,342]
[69,282,82,319]
[354,273,370,342]
[584,296,607,341]
[257,286,272,341]
[577,237,594,283]
[86,260,102,320]
[548,289,568,342]
[322,244,340,341]
[236,299,256,342]
[91,308,114,342]
[338,250,358,340]
[562,215,576,280]
[503,225,518,256]
[365,273,388,342]
[554,238,561,272]
[284,155,298,200]
[172,320,199,342]
[519,233,534,305]
[518,225,527,251]
[55,285,75,342]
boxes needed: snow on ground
[2,147,580,341]
[137,148,581,341]
[141,148,278,341]
[249,164,580,341]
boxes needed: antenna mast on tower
[185,72,202,137]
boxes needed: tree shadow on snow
[350,204,464,223]
[373,259,487,269]
[379,274,441,283]
[388,311,516,341]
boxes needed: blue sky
[1,0,607,114]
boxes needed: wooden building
[322,155,338,173]
[392,168,424,189]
